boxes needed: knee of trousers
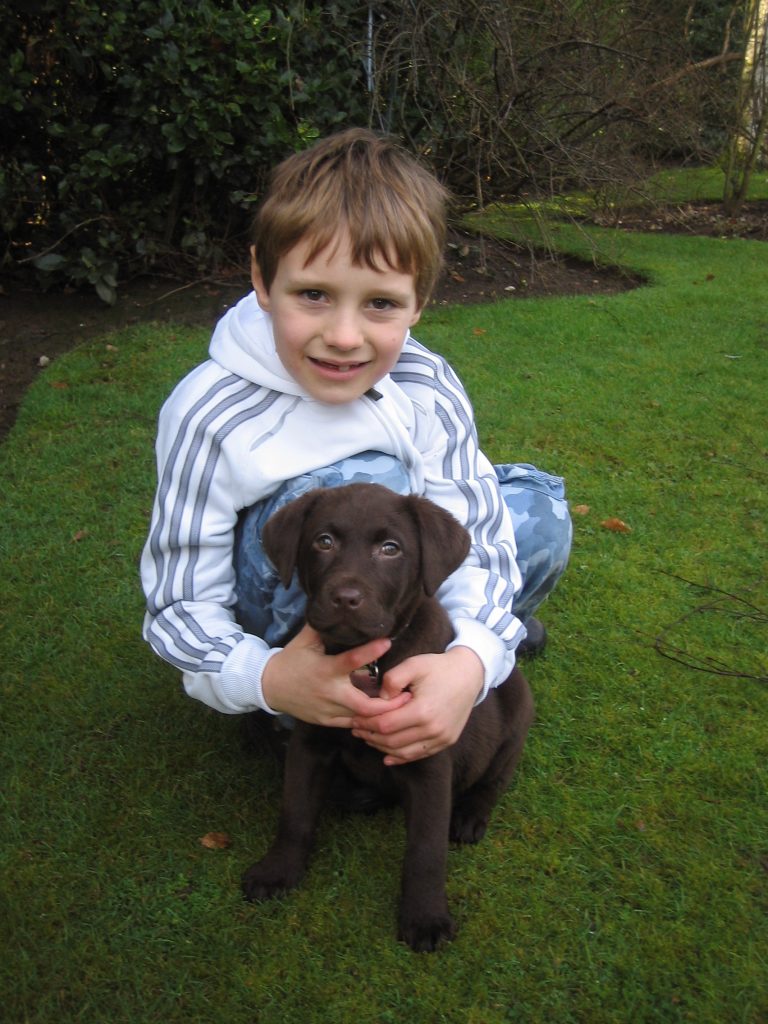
[499,473,572,620]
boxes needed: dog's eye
[379,540,401,557]
[313,533,335,551]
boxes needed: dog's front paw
[241,856,303,902]
[398,910,457,952]
[449,804,489,845]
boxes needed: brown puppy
[241,482,534,952]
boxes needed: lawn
[502,163,768,222]
[1,189,766,1022]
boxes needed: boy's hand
[350,646,484,765]
[261,624,411,727]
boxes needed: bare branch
[18,217,107,264]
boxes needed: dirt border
[2,200,765,442]
[0,231,636,442]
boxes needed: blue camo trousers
[233,452,571,646]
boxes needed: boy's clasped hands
[261,623,484,765]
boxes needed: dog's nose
[331,586,363,610]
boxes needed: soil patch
[591,198,768,241]
[1,200,765,441]
[0,229,634,441]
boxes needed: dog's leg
[449,743,522,845]
[241,726,334,901]
[450,668,535,844]
[394,756,457,952]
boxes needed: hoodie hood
[209,292,307,396]
[206,290,425,493]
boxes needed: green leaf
[33,253,68,272]
[95,279,117,304]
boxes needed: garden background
[2,3,767,1021]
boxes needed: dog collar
[354,661,380,684]
[364,661,381,683]
[351,619,412,689]
[350,661,381,694]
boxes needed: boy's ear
[250,246,271,311]
[409,306,422,328]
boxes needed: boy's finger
[350,701,420,738]
[378,673,409,700]
[341,686,411,722]
[319,685,410,728]
[334,636,392,674]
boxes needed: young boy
[141,128,571,766]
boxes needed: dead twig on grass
[649,572,767,683]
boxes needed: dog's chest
[337,733,399,794]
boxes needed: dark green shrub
[0,0,368,300]
[1,1,744,302]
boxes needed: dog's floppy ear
[261,490,321,587]
[404,495,471,596]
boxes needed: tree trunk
[724,0,768,214]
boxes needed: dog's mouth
[311,620,387,650]
[307,608,390,651]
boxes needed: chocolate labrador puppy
[241,482,534,951]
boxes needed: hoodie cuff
[182,636,281,715]
[447,617,517,704]
[221,636,282,713]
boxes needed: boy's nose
[323,310,363,350]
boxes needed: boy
[141,128,571,766]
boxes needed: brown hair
[251,128,448,308]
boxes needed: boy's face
[251,233,421,404]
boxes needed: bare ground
[1,201,765,442]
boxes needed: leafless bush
[361,0,744,207]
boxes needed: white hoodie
[140,292,524,714]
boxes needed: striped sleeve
[392,344,525,695]
[140,371,281,713]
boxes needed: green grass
[2,204,767,1022]
[496,163,768,224]
[640,164,768,204]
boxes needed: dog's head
[261,483,470,649]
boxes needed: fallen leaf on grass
[472,328,487,335]
[600,517,632,533]
[199,831,231,850]
[572,504,590,516]
[72,529,89,542]
[50,380,69,389]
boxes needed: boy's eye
[369,297,396,311]
[301,289,326,302]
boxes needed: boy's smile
[251,233,422,404]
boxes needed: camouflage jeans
[234,452,571,646]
